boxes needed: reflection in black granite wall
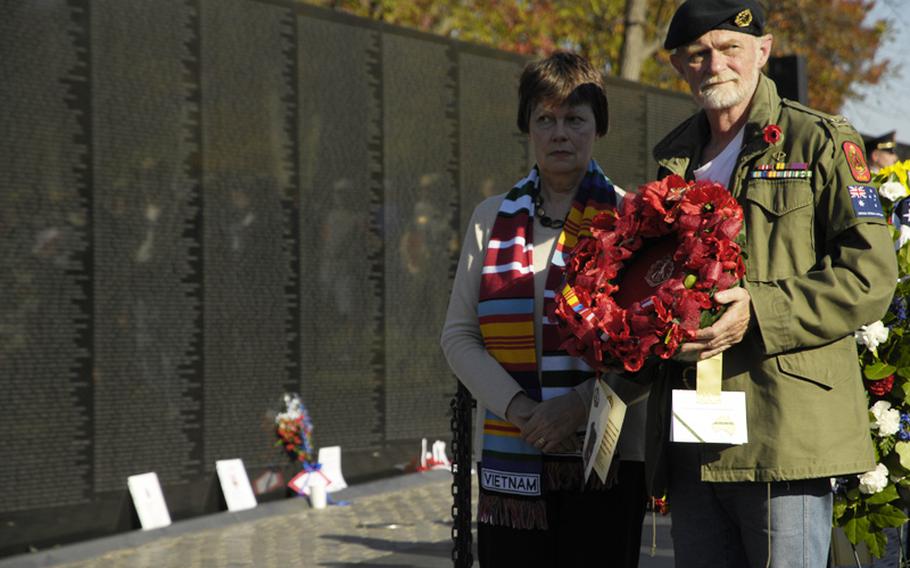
[297,16,385,451]
[91,0,204,493]
[456,50,530,245]
[382,33,460,441]
[0,0,93,513]
[0,0,695,556]
[198,0,299,474]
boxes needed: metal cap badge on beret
[865,131,897,155]
[664,0,766,50]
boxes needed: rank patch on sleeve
[842,141,871,182]
[848,185,884,219]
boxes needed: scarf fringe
[543,460,585,491]
[542,457,622,492]
[478,492,548,530]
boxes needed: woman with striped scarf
[442,52,648,567]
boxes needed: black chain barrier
[451,380,474,567]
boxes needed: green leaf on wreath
[833,496,848,519]
[897,352,910,372]
[896,441,910,470]
[864,529,888,558]
[865,484,899,505]
[700,308,722,329]
[869,503,908,528]
[899,240,910,274]
[843,511,870,544]
[879,437,896,456]
[865,361,897,380]
[899,379,910,406]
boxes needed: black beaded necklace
[533,191,567,229]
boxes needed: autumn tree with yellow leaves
[308,0,891,115]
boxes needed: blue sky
[840,0,910,144]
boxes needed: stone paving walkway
[55,480,453,567]
[2,472,461,568]
[8,468,906,567]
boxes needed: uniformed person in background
[874,131,910,247]
[866,130,899,173]
[645,1,898,566]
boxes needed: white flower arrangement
[870,400,901,436]
[859,463,890,495]
[836,158,910,557]
[276,393,303,423]
[856,320,890,352]
[879,181,909,202]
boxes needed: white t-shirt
[693,126,745,186]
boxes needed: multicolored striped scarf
[477,160,619,529]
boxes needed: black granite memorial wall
[0,0,695,557]
[91,0,204,495]
[297,14,385,451]
[0,0,94,516]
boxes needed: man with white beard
[643,1,898,566]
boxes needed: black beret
[865,131,897,155]
[665,0,766,50]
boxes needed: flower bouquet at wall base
[554,174,746,373]
[275,393,316,467]
[833,160,910,558]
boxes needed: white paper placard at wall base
[127,472,171,530]
[287,446,348,497]
[317,446,348,492]
[215,459,258,512]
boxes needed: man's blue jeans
[668,443,833,568]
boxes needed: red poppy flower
[763,124,782,145]
[867,375,895,397]
[652,496,670,515]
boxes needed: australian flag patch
[848,185,884,219]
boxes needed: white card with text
[216,459,257,512]
[127,472,171,530]
[582,378,626,483]
[671,389,748,444]
[317,446,348,492]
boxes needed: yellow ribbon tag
[696,353,723,404]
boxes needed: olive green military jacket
[646,75,898,488]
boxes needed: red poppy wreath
[554,174,746,373]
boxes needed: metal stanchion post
[450,381,474,567]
